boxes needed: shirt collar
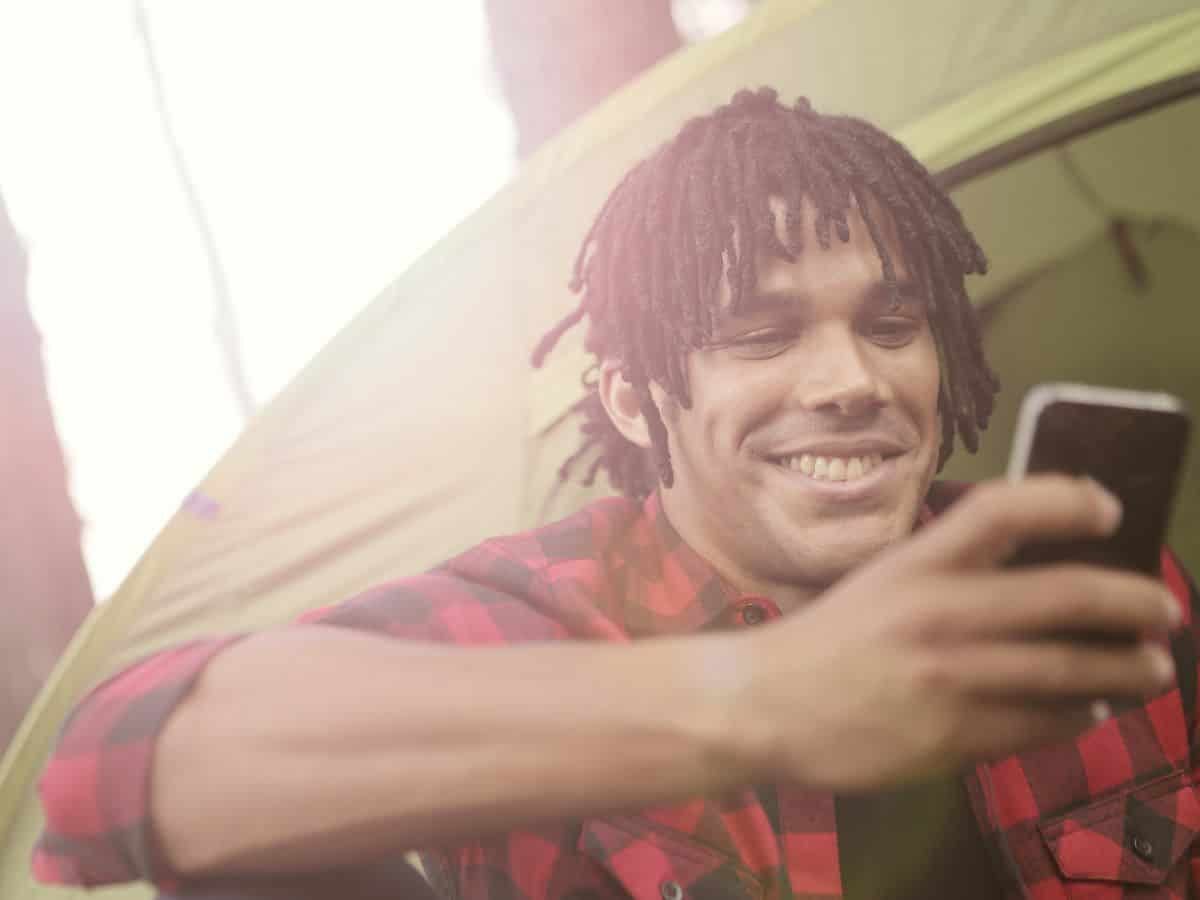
[604,492,764,638]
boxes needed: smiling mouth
[770,452,897,483]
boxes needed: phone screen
[1010,399,1190,574]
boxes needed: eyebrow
[864,278,927,309]
[725,277,927,320]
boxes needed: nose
[793,326,889,416]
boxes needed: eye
[721,328,797,359]
[866,316,922,347]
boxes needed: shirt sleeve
[1165,547,1200,740]
[32,550,570,890]
[296,563,574,645]
[32,636,244,889]
[1166,548,1200,886]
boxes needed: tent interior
[942,90,1200,570]
[2,2,1198,897]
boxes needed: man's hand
[736,475,1180,790]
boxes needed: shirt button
[740,602,767,626]
[1131,835,1154,862]
[660,880,683,900]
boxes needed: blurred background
[0,0,755,752]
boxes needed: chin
[780,520,909,584]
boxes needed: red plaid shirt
[34,484,1200,899]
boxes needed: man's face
[653,199,942,600]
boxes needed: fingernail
[1091,480,1122,530]
[1164,591,1183,629]
[1152,647,1176,686]
[1091,700,1112,722]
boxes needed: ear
[598,360,653,449]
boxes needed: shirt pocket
[579,817,764,900]
[1038,770,1200,893]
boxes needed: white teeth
[776,452,887,482]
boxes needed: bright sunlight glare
[0,1,516,597]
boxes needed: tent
[3,2,1198,896]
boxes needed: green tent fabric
[943,217,1200,567]
[3,2,1199,896]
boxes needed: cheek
[899,339,942,424]
[683,359,778,458]
[908,349,944,488]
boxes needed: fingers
[956,698,1111,763]
[921,639,1175,701]
[904,476,1121,570]
[922,567,1179,641]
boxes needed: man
[36,89,1194,899]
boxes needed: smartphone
[1006,383,1191,574]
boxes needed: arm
[37,477,1177,888]
[34,578,762,889]
[149,624,755,877]
[139,480,1186,881]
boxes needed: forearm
[152,625,763,877]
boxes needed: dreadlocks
[531,87,999,500]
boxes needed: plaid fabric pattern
[33,485,1200,899]
[33,637,244,890]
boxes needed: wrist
[678,632,778,788]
